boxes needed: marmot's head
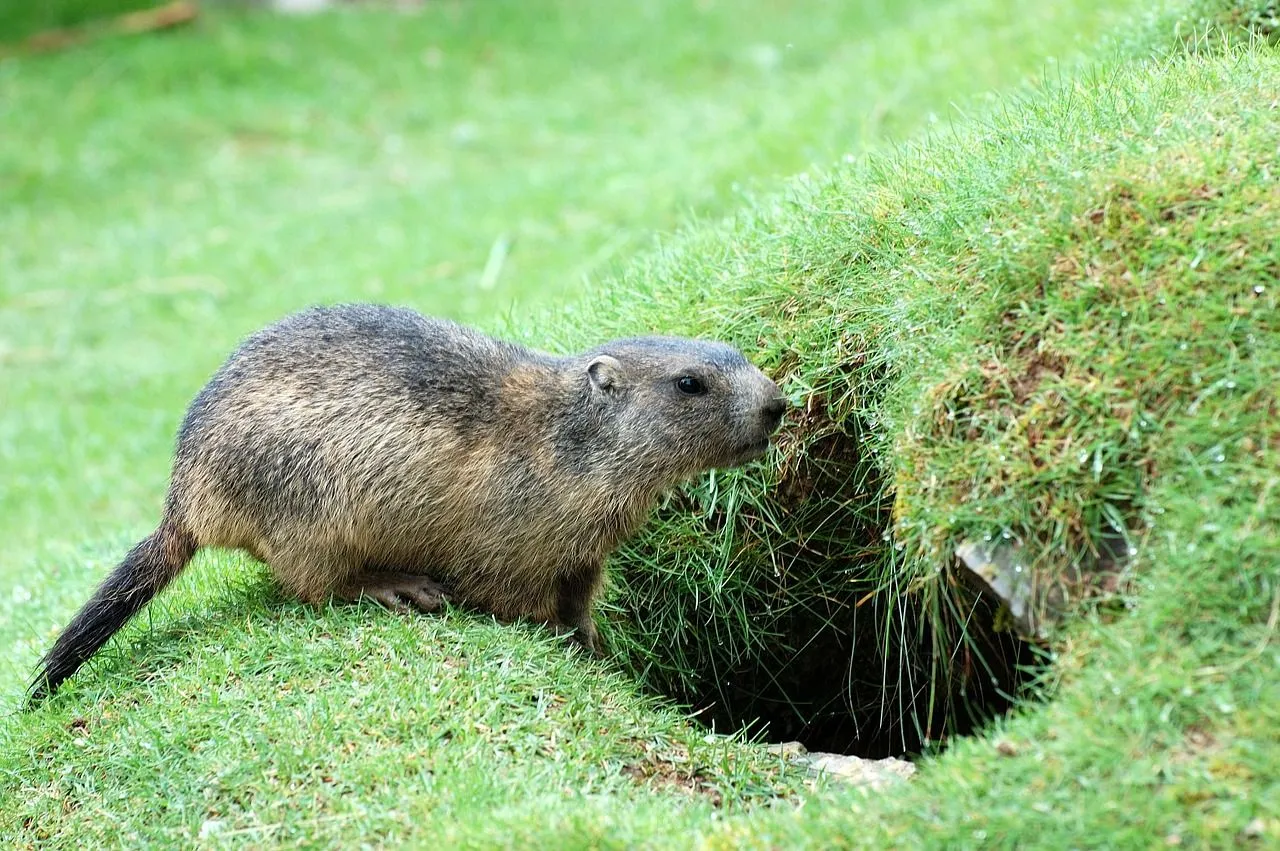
[580,336,788,481]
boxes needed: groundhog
[29,304,787,702]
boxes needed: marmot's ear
[587,355,622,396]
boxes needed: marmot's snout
[731,373,789,463]
[760,394,788,431]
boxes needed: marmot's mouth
[732,437,771,464]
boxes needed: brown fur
[28,304,787,701]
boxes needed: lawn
[2,0,1276,847]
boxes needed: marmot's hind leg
[266,546,360,606]
[335,571,451,614]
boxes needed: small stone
[994,740,1018,757]
[270,0,331,12]
[198,819,225,840]
[955,538,1037,634]
[797,752,916,789]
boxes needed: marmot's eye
[675,376,706,396]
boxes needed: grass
[2,0,1277,847]
[544,2,1280,758]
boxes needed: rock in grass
[767,741,916,789]
[955,539,1046,638]
[800,752,916,789]
[956,533,1132,640]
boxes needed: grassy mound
[528,3,1280,763]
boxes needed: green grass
[3,0,1277,847]
[541,3,1280,758]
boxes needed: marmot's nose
[761,396,788,430]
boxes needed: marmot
[29,304,787,702]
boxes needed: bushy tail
[27,516,197,705]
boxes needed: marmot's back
[178,305,534,446]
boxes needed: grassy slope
[535,39,1279,849]
[3,1,1276,849]
[536,2,1280,761]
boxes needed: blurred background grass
[0,0,1141,564]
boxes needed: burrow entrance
[614,414,1044,760]
[682,581,1041,759]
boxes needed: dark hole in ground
[684,582,1042,759]
[617,410,1045,760]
